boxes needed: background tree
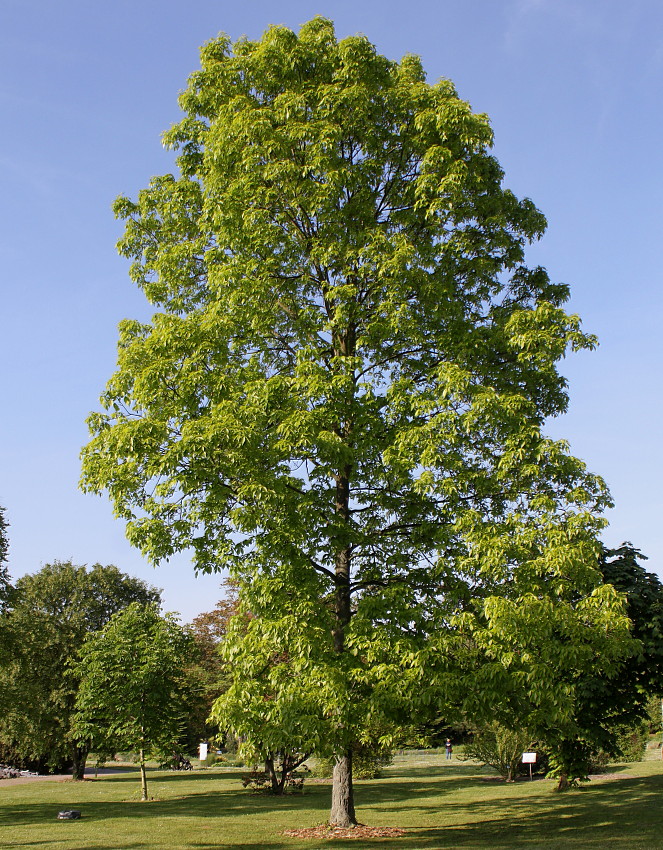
[599,544,663,719]
[74,602,192,801]
[184,581,239,750]
[0,561,160,777]
[542,543,663,786]
[0,505,11,612]
[0,506,13,720]
[81,18,629,826]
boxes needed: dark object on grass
[57,810,81,820]
[161,752,193,771]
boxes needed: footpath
[0,767,131,787]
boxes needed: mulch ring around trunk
[283,824,406,840]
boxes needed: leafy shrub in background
[462,723,534,782]
[241,763,309,793]
[587,722,648,772]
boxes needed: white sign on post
[522,751,537,780]
[199,742,208,762]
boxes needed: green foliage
[74,602,192,799]
[599,544,663,719]
[0,506,13,713]
[81,17,629,821]
[463,723,533,782]
[645,694,662,732]
[541,544,663,785]
[614,722,649,762]
[546,740,595,789]
[0,506,11,614]
[587,722,649,772]
[0,561,160,775]
[183,582,239,749]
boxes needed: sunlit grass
[1,753,662,849]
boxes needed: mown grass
[1,752,662,849]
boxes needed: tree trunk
[329,323,357,827]
[71,743,89,781]
[265,754,281,794]
[139,747,148,801]
[330,749,357,827]
[556,773,570,792]
[279,754,290,794]
[330,467,357,827]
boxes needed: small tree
[463,723,533,781]
[213,618,315,795]
[74,603,192,800]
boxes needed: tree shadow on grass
[2,838,290,850]
[4,769,661,850]
[0,768,515,833]
[0,782,333,827]
[5,844,148,850]
[356,770,517,809]
[5,843,287,850]
[348,773,663,850]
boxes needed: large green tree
[74,603,192,801]
[81,18,629,825]
[0,561,160,777]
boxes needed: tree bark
[265,754,281,794]
[328,323,358,827]
[330,749,357,827]
[71,743,89,781]
[330,469,357,826]
[556,773,570,792]
[139,747,148,801]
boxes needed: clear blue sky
[1,0,661,621]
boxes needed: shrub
[241,765,308,793]
[463,723,534,782]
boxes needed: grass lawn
[1,752,663,849]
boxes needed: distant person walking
[445,738,452,760]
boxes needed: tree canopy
[81,18,630,825]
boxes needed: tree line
[0,507,233,798]
[1,502,662,804]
